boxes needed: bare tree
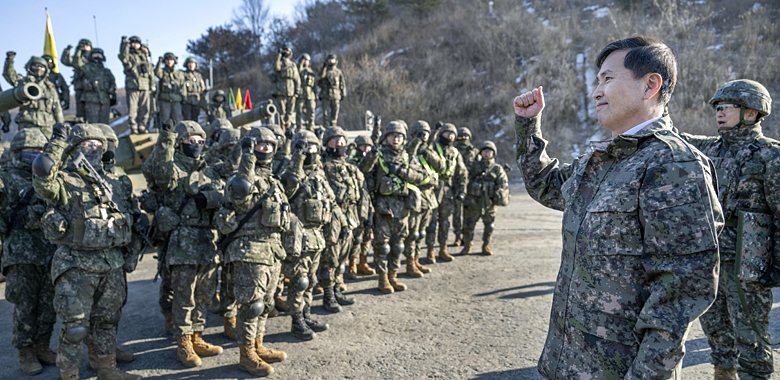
[232,0,270,57]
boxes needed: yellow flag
[44,11,58,73]
[235,87,243,111]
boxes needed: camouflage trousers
[297,97,316,130]
[700,261,773,379]
[54,267,125,372]
[85,102,110,124]
[427,195,456,245]
[216,263,237,319]
[275,95,296,128]
[322,99,340,127]
[159,100,183,126]
[158,263,173,313]
[405,208,434,259]
[74,90,85,119]
[233,261,281,345]
[321,230,355,287]
[282,249,321,313]
[373,213,409,274]
[453,198,463,236]
[126,89,151,130]
[170,263,217,338]
[5,264,56,348]
[462,201,496,243]
[182,102,200,122]
[348,225,372,260]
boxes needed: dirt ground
[1,185,779,379]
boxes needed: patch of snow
[693,0,706,4]
[752,3,762,10]
[541,20,549,27]
[495,129,506,138]
[593,7,610,18]
[484,85,493,90]
[522,0,532,6]
[488,113,504,126]
[583,5,599,11]
[111,115,129,128]
[527,7,535,14]
[475,70,488,75]
[515,71,526,84]
[706,44,724,50]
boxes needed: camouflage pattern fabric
[207,101,232,124]
[273,54,300,127]
[181,67,205,121]
[404,208,433,259]
[454,140,479,236]
[297,64,317,129]
[426,141,467,245]
[515,114,723,379]
[462,205,495,244]
[158,263,173,313]
[170,263,217,338]
[462,156,508,243]
[233,261,281,345]
[3,56,64,137]
[155,62,185,124]
[318,65,345,127]
[372,214,409,274]
[4,264,56,348]
[82,60,117,124]
[61,45,89,118]
[283,249,321,313]
[216,263,237,319]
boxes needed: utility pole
[93,16,99,46]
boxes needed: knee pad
[338,264,346,276]
[63,325,88,344]
[296,276,309,290]
[392,243,405,255]
[268,297,275,312]
[411,231,420,241]
[318,268,330,283]
[378,244,391,256]
[485,223,495,234]
[248,300,265,318]
[108,310,122,326]
[419,231,426,241]
[443,221,450,229]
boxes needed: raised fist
[121,36,127,42]
[52,122,71,141]
[513,86,545,118]
[6,51,16,59]
[161,119,175,132]
[65,44,73,50]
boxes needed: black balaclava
[182,142,203,159]
[255,150,274,164]
[19,151,40,167]
[102,141,116,163]
[325,146,347,158]
[438,135,454,147]
[78,145,103,166]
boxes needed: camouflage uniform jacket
[299,66,316,100]
[207,102,231,124]
[61,46,89,91]
[118,44,154,91]
[203,140,241,180]
[272,153,291,177]
[217,153,289,264]
[33,139,135,281]
[181,69,205,105]
[3,58,64,128]
[323,154,366,230]
[359,144,429,219]
[408,139,445,210]
[152,129,225,265]
[680,123,780,263]
[515,114,723,379]
[464,157,507,210]
[155,64,184,103]
[433,142,468,200]
[457,142,480,166]
[272,56,301,97]
[0,166,56,269]
[318,66,345,101]
[81,61,116,105]
[48,71,70,106]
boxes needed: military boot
[322,284,342,313]
[347,257,358,279]
[268,308,278,317]
[482,242,493,256]
[439,245,454,262]
[453,234,462,246]
[274,295,289,312]
[303,306,329,332]
[209,292,221,314]
[115,347,135,364]
[96,354,141,380]
[415,255,431,274]
[387,270,407,291]
[163,312,173,336]
[239,341,274,377]
[255,334,287,363]
[334,284,356,305]
[88,344,100,370]
[313,284,323,295]
[357,255,375,275]
[18,345,43,375]
[426,244,437,264]
[176,335,202,368]
[460,241,472,255]
[60,369,79,380]
[191,331,223,357]
[406,258,423,278]
[713,366,737,380]
[339,274,346,291]
[290,312,316,341]
[223,317,237,340]
[378,273,394,294]
[34,334,57,365]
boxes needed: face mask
[327,62,335,67]
[356,150,366,159]
[102,141,116,162]
[19,151,40,167]
[304,152,316,165]
[457,139,469,147]
[30,66,46,79]
[282,51,292,58]
[78,145,103,167]
[182,142,203,159]
[326,146,347,158]
[254,150,273,164]
[439,136,454,147]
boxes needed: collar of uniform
[176,151,202,171]
[719,123,763,148]
[590,116,673,159]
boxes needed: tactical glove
[161,119,175,132]
[51,122,71,141]
[285,127,294,141]
[121,36,127,42]
[1,114,10,133]
[759,266,780,288]
[434,121,443,130]
[6,51,15,59]
[193,193,208,209]
[387,162,403,176]
[134,213,150,233]
[240,136,256,153]
[294,139,307,153]
[417,147,428,156]
[65,44,73,50]
[455,193,466,202]
[62,100,70,110]
[338,226,351,241]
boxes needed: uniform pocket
[585,186,641,256]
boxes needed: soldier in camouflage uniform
[425,123,467,263]
[348,135,376,277]
[32,122,141,380]
[1,129,58,376]
[297,53,317,130]
[42,55,70,111]
[460,141,507,255]
[359,121,428,293]
[513,37,723,379]
[204,118,233,151]
[4,53,65,138]
[453,127,478,246]
[155,52,185,125]
[206,90,232,124]
[217,127,290,376]
[280,130,349,339]
[679,80,780,380]
[150,120,225,368]
[318,54,346,127]
[264,123,291,174]
[118,36,154,134]
[272,44,300,130]
[181,57,206,122]
[61,39,92,120]
[82,49,117,124]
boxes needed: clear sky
[0,0,295,91]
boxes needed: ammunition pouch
[155,206,181,233]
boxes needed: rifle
[6,187,35,232]
[207,192,272,263]
[72,152,117,210]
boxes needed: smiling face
[593,50,648,134]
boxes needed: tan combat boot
[357,255,375,275]
[176,335,202,368]
[224,317,237,340]
[191,331,223,357]
[339,274,347,291]
[347,257,358,280]
[313,284,323,295]
[378,273,394,294]
[415,255,431,274]
[482,242,493,256]
[34,334,57,365]
[239,341,273,377]
[426,244,436,264]
[406,258,423,278]
[88,344,99,370]
[274,295,289,312]
[18,345,43,376]
[163,312,173,336]
[115,346,135,364]
[96,353,141,380]
[60,369,79,380]
[439,245,454,262]
[460,241,472,255]
[255,334,287,363]
[387,270,407,291]
[713,366,737,380]
[453,234,462,246]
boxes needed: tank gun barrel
[227,99,276,127]
[0,82,43,114]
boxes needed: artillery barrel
[0,82,43,114]
[227,100,276,127]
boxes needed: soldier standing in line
[32,122,141,380]
[1,129,58,376]
[4,53,64,138]
[82,49,117,124]
[513,37,723,379]
[42,55,70,111]
[181,57,206,122]
[460,141,508,255]
[155,53,185,125]
[297,53,317,130]
[217,127,290,376]
[348,134,376,278]
[318,54,346,127]
[453,127,479,246]
[205,90,232,124]
[424,123,467,263]
[272,44,300,130]
[118,36,154,134]
[61,39,92,120]
[679,80,780,380]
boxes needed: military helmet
[185,57,197,65]
[441,123,458,137]
[68,123,107,148]
[410,120,431,138]
[292,130,320,148]
[322,126,347,146]
[175,120,206,145]
[327,54,337,61]
[212,89,227,101]
[379,121,407,143]
[300,53,311,61]
[94,123,118,144]
[208,118,234,139]
[90,48,106,61]
[282,43,293,52]
[11,128,47,152]
[163,52,178,63]
[354,135,373,147]
[128,36,142,44]
[480,141,497,154]
[709,79,772,118]
[457,127,472,139]
[263,124,285,139]
[25,56,49,72]
[42,54,54,64]
[245,127,278,147]
[217,128,240,147]
[78,38,92,48]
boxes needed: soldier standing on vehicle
[42,55,70,111]
[513,36,723,379]
[318,54,346,127]
[181,57,206,122]
[206,90,232,124]
[61,39,92,120]
[155,53,184,125]
[460,141,508,255]
[297,54,317,130]
[82,49,117,124]
[272,44,300,130]
[118,36,154,134]
[453,127,478,246]
[4,53,64,138]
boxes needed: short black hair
[596,36,677,105]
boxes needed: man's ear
[744,108,760,122]
[644,73,663,101]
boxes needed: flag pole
[93,16,99,47]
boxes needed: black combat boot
[322,285,342,313]
[333,285,355,305]
[290,312,316,341]
[303,306,328,332]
